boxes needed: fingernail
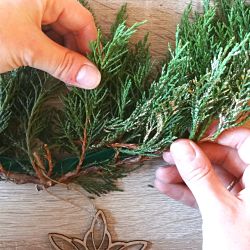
[170,140,196,162]
[162,151,173,164]
[76,65,101,89]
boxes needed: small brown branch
[32,161,50,186]
[114,150,120,163]
[44,144,53,177]
[109,143,139,150]
[32,153,52,187]
[57,172,78,184]
[58,127,87,184]
[59,165,103,184]
[76,127,87,174]
[0,164,41,185]
[33,152,46,171]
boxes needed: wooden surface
[91,0,203,59]
[0,160,202,250]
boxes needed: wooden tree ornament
[49,210,149,250]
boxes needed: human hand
[155,128,250,250]
[0,0,101,89]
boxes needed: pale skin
[155,127,250,250]
[0,0,101,89]
[0,1,249,249]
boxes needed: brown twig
[109,143,138,150]
[58,127,87,184]
[33,152,46,171]
[114,150,120,163]
[44,144,54,177]
[58,168,103,184]
[76,128,87,174]
[32,152,52,187]
[0,164,41,185]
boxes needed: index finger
[216,127,250,165]
[43,0,97,52]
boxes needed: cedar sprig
[0,72,17,134]
[2,69,61,173]
[0,0,249,195]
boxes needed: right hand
[155,128,250,249]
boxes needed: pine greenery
[0,0,249,195]
[0,73,15,135]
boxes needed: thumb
[26,31,101,89]
[170,139,230,212]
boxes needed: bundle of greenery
[0,0,249,195]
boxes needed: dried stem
[76,128,87,174]
[58,127,87,183]
[33,152,46,171]
[0,163,40,185]
[44,144,54,177]
[114,150,120,163]
[32,152,52,187]
[0,152,150,187]
[109,143,138,150]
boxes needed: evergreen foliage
[0,0,249,195]
[0,73,15,135]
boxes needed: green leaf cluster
[0,72,16,135]
[0,0,249,195]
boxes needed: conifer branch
[44,144,54,177]
[0,0,249,195]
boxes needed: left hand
[0,0,101,89]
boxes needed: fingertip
[154,179,197,208]
[154,179,161,193]
[216,128,250,165]
[74,64,101,89]
[155,166,168,181]
[216,127,250,147]
[170,139,231,211]
[170,139,196,162]
[155,165,182,184]
[238,137,250,165]
[162,151,174,164]
[154,178,167,193]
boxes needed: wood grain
[90,0,202,59]
[0,160,202,250]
